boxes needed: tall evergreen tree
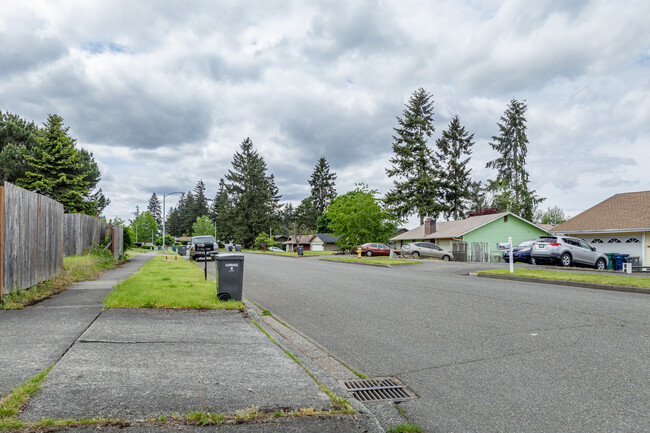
[436,115,475,220]
[385,88,444,224]
[212,179,235,242]
[224,137,281,247]
[18,114,87,213]
[486,99,544,220]
[0,111,38,184]
[294,197,318,230]
[308,157,337,216]
[147,192,162,230]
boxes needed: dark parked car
[502,240,536,264]
[531,235,607,269]
[358,243,400,257]
[189,235,219,261]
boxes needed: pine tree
[436,115,475,220]
[212,179,235,243]
[147,192,162,230]
[18,114,88,212]
[385,88,445,224]
[308,157,337,216]
[0,111,38,184]
[486,99,544,220]
[224,137,281,247]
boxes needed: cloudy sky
[2,0,649,228]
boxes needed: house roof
[552,190,650,232]
[283,235,315,244]
[390,212,547,241]
[314,233,341,243]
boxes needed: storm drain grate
[341,378,417,402]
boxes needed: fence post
[0,186,4,302]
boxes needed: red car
[358,243,400,257]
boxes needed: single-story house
[390,212,549,261]
[310,233,342,251]
[283,235,314,251]
[551,190,650,266]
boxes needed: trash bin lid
[215,253,244,260]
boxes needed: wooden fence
[64,213,108,256]
[0,182,124,301]
[1,183,64,298]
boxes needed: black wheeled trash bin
[297,246,304,255]
[215,254,244,301]
[178,245,186,255]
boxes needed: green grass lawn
[104,256,243,309]
[479,268,650,288]
[320,256,419,265]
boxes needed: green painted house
[390,212,549,261]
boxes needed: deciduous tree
[326,184,399,251]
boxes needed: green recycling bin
[604,253,615,270]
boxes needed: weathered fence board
[2,183,64,294]
[64,213,108,256]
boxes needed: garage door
[582,236,643,258]
[311,244,324,251]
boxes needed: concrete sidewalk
[1,252,381,432]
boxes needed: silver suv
[400,242,454,260]
[531,236,607,269]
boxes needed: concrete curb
[469,272,650,295]
[244,300,386,433]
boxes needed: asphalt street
[214,253,650,433]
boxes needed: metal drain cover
[341,377,417,402]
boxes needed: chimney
[424,217,436,236]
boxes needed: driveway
[226,253,650,432]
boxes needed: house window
[626,238,640,243]
[591,239,604,243]
[607,238,621,243]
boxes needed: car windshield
[537,237,556,243]
[193,236,216,244]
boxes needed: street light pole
[162,192,183,252]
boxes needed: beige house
[310,234,341,251]
[551,191,650,267]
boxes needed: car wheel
[442,255,450,261]
[530,257,537,265]
[366,251,373,257]
[595,258,606,270]
[411,251,420,258]
[560,252,572,267]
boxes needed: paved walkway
[1,252,381,432]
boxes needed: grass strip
[0,365,53,420]
[103,255,243,309]
[320,257,417,265]
[387,423,423,433]
[479,268,650,288]
[1,252,118,309]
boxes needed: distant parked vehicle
[400,242,453,260]
[531,235,607,269]
[189,235,219,261]
[268,246,283,252]
[358,243,400,257]
[503,240,536,264]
